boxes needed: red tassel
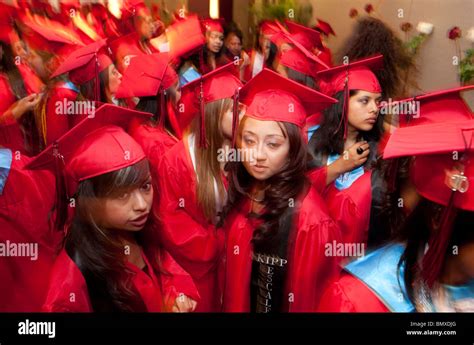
[199,81,207,148]
[167,102,182,139]
[231,88,240,148]
[52,142,69,232]
[421,192,457,288]
[158,89,166,128]
[94,53,100,102]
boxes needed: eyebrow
[243,130,285,139]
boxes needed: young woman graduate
[220,69,341,312]
[27,104,199,312]
[307,55,385,249]
[319,114,474,312]
[155,62,244,311]
[115,52,182,175]
[0,147,59,311]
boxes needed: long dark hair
[308,90,384,168]
[0,41,40,155]
[220,120,310,251]
[64,159,163,312]
[79,66,127,107]
[396,199,474,309]
[135,84,179,135]
[338,16,418,98]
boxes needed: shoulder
[42,250,92,312]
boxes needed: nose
[253,143,267,164]
[132,190,148,212]
[369,100,379,113]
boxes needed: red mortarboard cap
[0,25,20,45]
[179,61,243,146]
[116,53,178,98]
[260,20,281,36]
[284,19,323,51]
[239,68,338,129]
[21,19,85,52]
[50,39,113,84]
[383,120,474,287]
[317,54,383,96]
[201,18,224,33]
[108,33,144,72]
[165,15,206,60]
[26,104,151,196]
[384,85,474,127]
[316,18,336,36]
[279,46,328,78]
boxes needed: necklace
[246,192,264,203]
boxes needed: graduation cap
[50,39,113,100]
[284,19,323,51]
[201,18,224,33]
[115,53,181,138]
[20,18,85,52]
[383,119,474,287]
[239,68,338,130]
[165,14,206,60]
[26,103,152,198]
[315,18,336,36]
[381,85,474,127]
[108,32,144,72]
[316,54,383,139]
[179,61,243,147]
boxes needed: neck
[344,125,359,150]
[440,254,471,286]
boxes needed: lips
[252,165,268,173]
[129,213,149,227]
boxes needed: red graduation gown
[42,248,200,312]
[0,151,61,312]
[129,121,178,179]
[223,187,341,312]
[154,140,226,312]
[318,271,389,312]
[308,166,372,246]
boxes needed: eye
[267,142,281,149]
[359,98,368,105]
[141,182,152,192]
[117,192,129,200]
[243,137,256,146]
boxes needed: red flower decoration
[400,22,413,32]
[448,26,462,40]
[365,4,374,14]
[349,8,358,18]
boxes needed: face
[347,90,382,132]
[258,31,271,59]
[207,31,224,53]
[136,14,155,40]
[107,64,122,96]
[170,81,181,104]
[240,117,290,181]
[12,41,28,62]
[27,49,48,79]
[220,102,246,140]
[456,242,474,281]
[225,33,242,56]
[92,174,153,231]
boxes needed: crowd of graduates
[1,0,473,313]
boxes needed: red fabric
[0,73,24,152]
[154,140,226,311]
[0,153,61,312]
[223,187,341,312]
[43,84,81,146]
[130,121,178,178]
[42,248,200,312]
[306,166,328,195]
[323,171,373,246]
[18,63,44,94]
[318,271,389,312]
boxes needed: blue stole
[344,243,415,312]
[61,81,80,93]
[0,148,13,195]
[179,67,201,86]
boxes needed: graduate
[36,39,121,149]
[319,112,474,312]
[27,104,199,312]
[307,55,385,249]
[0,146,59,312]
[313,18,335,67]
[220,69,341,312]
[115,52,182,175]
[155,62,243,311]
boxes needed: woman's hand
[11,93,41,120]
[171,294,197,313]
[326,141,370,185]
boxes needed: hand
[336,141,370,174]
[172,294,197,313]
[11,93,41,120]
